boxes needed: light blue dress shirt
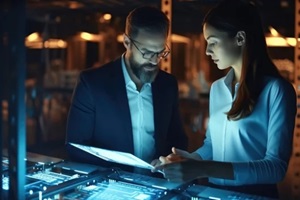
[121,56,155,163]
[196,69,296,186]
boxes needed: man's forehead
[134,31,167,48]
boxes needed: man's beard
[129,57,159,84]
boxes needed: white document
[69,142,157,171]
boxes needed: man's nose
[148,54,160,65]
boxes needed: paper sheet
[69,142,156,171]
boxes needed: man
[65,6,187,169]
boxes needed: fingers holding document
[151,147,203,179]
[154,159,206,182]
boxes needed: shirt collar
[224,68,235,87]
[224,68,240,98]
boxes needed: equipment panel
[2,156,276,200]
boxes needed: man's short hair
[125,6,170,39]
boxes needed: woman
[153,0,296,198]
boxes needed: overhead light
[78,32,103,41]
[286,37,297,46]
[99,13,112,23]
[171,34,190,44]
[269,26,280,37]
[80,32,93,41]
[265,27,298,47]
[25,32,67,49]
[68,1,83,9]
[265,36,299,47]
[117,34,123,43]
[27,32,40,42]
[25,39,67,49]
[265,36,288,46]
[103,14,112,21]
[43,39,67,48]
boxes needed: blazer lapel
[109,58,134,153]
[152,72,166,155]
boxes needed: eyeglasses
[126,35,170,60]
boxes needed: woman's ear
[235,31,246,46]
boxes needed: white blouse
[196,69,296,186]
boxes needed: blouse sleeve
[194,126,213,160]
[232,79,296,184]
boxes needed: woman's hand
[154,159,234,182]
[151,147,202,175]
[151,147,187,168]
[152,147,202,167]
[154,160,206,182]
[165,147,202,162]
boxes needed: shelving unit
[293,1,300,199]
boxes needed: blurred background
[1,0,299,199]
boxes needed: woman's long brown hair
[203,0,281,120]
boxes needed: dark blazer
[65,57,187,167]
